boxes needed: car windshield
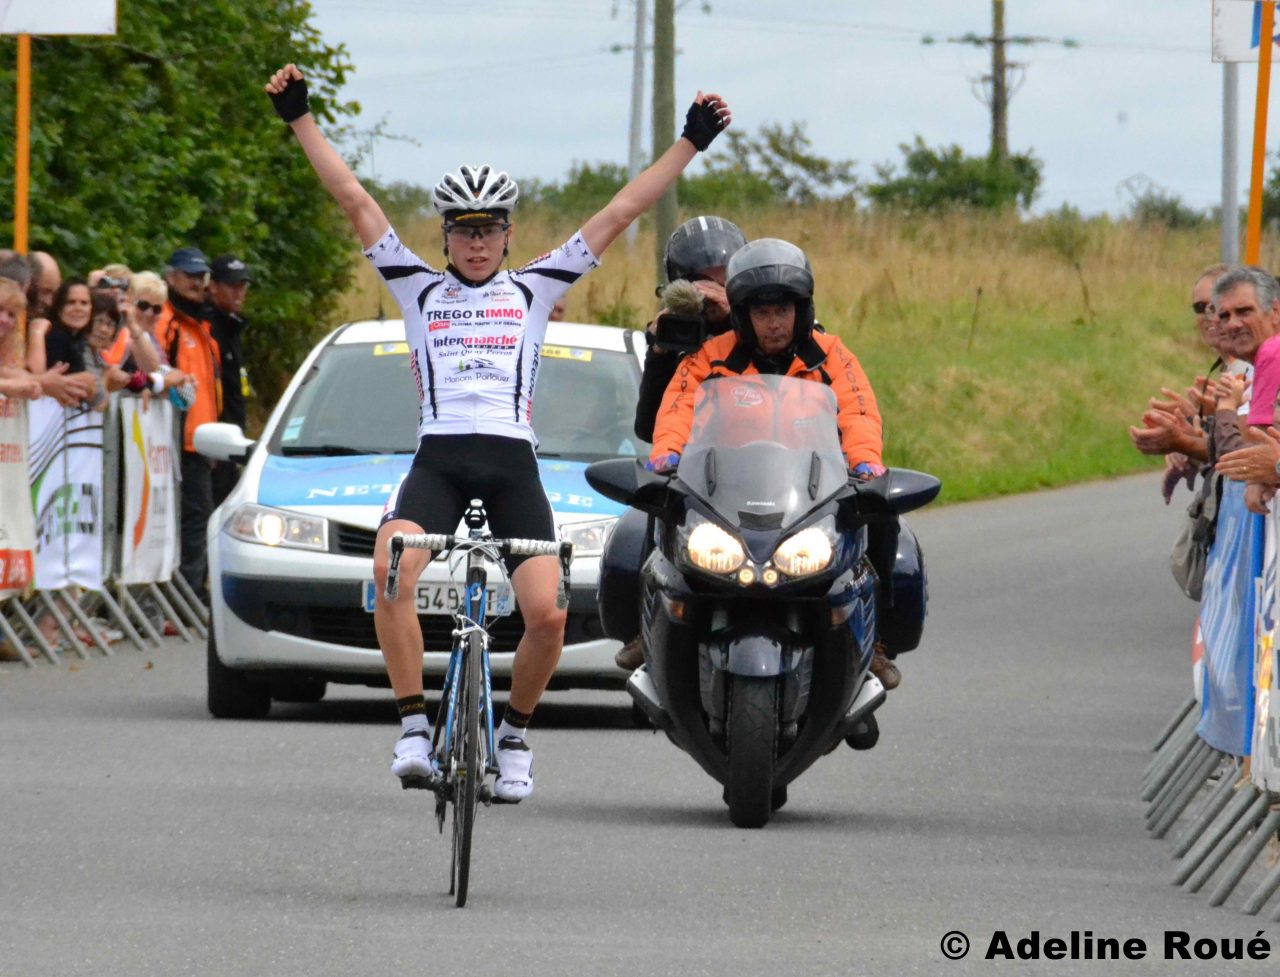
[269,338,648,461]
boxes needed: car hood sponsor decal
[255,453,623,516]
[257,454,412,507]
[537,459,624,516]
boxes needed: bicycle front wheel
[451,629,483,907]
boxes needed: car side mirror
[194,422,256,463]
[839,468,941,516]
[585,458,671,515]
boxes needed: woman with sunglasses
[120,271,195,405]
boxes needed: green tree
[1259,153,1280,226]
[698,122,858,205]
[866,137,1041,212]
[524,161,628,216]
[1120,176,1208,230]
[0,0,359,408]
[521,122,855,220]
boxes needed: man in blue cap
[207,254,253,505]
[156,246,222,603]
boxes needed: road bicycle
[385,503,573,907]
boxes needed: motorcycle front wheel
[725,675,778,828]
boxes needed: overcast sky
[306,1,1274,216]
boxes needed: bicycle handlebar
[383,532,574,607]
[394,533,570,559]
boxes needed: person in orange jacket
[650,238,882,474]
[155,246,222,602]
[649,237,901,689]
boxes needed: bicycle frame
[435,550,499,784]
[384,513,572,906]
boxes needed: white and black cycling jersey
[364,226,601,444]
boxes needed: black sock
[397,694,427,718]
[502,704,533,730]
[397,695,428,734]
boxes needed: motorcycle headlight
[225,503,328,551]
[684,516,746,574]
[771,520,836,578]
[559,517,616,558]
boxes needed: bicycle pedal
[477,784,494,805]
[399,774,437,791]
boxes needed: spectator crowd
[1130,262,1280,757]
[0,246,255,606]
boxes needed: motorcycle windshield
[678,375,847,528]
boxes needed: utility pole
[652,0,677,282]
[927,3,1075,165]
[990,0,1007,164]
[626,0,647,245]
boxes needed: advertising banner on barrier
[1197,480,1260,756]
[119,398,177,583]
[28,399,105,591]
[1252,507,1280,790]
[0,397,35,598]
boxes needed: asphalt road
[2,473,1274,976]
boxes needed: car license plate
[363,581,514,617]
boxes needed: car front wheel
[207,630,272,719]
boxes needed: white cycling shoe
[391,729,438,787]
[493,735,534,803]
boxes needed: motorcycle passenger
[648,238,902,689]
[265,63,731,801]
[611,216,747,671]
[634,216,747,442]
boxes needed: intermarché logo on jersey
[431,334,520,351]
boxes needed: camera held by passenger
[653,279,708,354]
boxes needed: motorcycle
[587,374,939,828]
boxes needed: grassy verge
[337,207,1233,504]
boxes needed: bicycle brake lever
[555,550,571,610]
[385,534,404,601]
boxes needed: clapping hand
[1209,372,1251,412]
[1217,426,1280,485]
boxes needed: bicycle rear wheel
[451,629,483,907]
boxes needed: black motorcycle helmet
[725,238,815,353]
[664,216,747,283]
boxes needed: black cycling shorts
[381,434,555,573]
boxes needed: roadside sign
[0,0,116,35]
[1214,0,1280,63]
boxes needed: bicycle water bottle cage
[464,500,487,532]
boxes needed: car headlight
[225,503,329,551]
[771,520,836,578]
[559,517,616,558]
[683,515,746,574]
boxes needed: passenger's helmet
[664,216,747,282]
[432,164,519,221]
[725,238,815,352]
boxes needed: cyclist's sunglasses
[445,223,510,242]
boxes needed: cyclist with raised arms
[264,64,730,802]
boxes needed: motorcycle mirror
[840,468,941,516]
[585,458,672,515]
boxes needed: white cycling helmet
[432,164,519,220]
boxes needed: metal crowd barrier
[0,394,207,668]
[1142,501,1280,920]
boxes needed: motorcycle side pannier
[878,521,927,654]
[598,507,648,642]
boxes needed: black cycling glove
[270,74,310,124]
[681,97,727,152]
